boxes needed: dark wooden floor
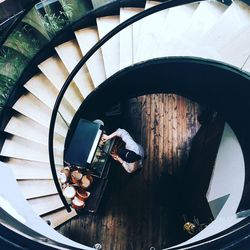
[57,94,201,250]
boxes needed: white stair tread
[153,2,198,58]
[133,1,155,57]
[199,0,250,52]
[0,136,63,164]
[28,194,64,216]
[220,25,250,68]
[38,56,83,111]
[42,208,77,228]
[5,114,64,150]
[75,27,106,87]
[133,4,145,61]
[7,158,62,180]
[135,1,169,62]
[242,54,250,72]
[13,93,68,137]
[18,179,57,199]
[186,0,250,61]
[97,15,120,77]
[178,1,227,52]
[24,73,75,124]
[55,40,95,98]
[120,7,143,69]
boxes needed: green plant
[59,0,93,22]
[0,47,28,81]
[4,24,43,59]
[0,74,15,111]
[23,7,50,40]
[0,47,28,110]
[41,7,69,37]
[60,0,73,20]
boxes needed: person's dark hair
[118,148,141,163]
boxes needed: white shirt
[113,128,144,173]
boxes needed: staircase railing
[0,1,40,47]
[48,0,250,249]
[48,0,203,212]
[0,162,91,250]
[0,0,249,248]
[0,0,97,117]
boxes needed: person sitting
[102,128,144,173]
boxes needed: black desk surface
[84,177,108,213]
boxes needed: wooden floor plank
[168,94,173,174]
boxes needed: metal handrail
[0,1,40,47]
[0,11,24,27]
[0,0,120,126]
[48,0,203,212]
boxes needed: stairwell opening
[57,58,248,249]
[59,93,207,249]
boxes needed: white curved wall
[206,123,245,218]
[168,123,246,248]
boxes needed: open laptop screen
[64,119,103,168]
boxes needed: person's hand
[101,134,109,142]
[110,153,118,160]
[110,153,123,164]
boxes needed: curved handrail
[0,0,40,47]
[0,11,23,27]
[0,0,125,126]
[0,2,109,131]
[49,0,203,212]
[0,0,97,121]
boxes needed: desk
[82,139,114,213]
[64,119,114,213]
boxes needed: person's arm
[102,128,121,142]
[110,153,138,173]
[121,161,138,173]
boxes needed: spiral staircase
[1,0,250,249]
